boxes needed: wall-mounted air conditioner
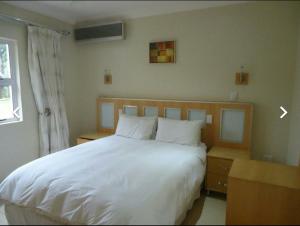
[74,21,125,43]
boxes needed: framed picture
[149,41,175,63]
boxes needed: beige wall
[0,19,39,182]
[287,6,300,166]
[0,2,81,181]
[1,1,300,182]
[77,2,299,163]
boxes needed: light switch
[206,114,213,124]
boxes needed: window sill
[0,119,23,126]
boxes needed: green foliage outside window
[0,44,10,100]
[0,87,9,99]
[0,44,9,79]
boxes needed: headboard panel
[96,97,253,150]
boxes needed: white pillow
[115,114,157,140]
[155,117,204,146]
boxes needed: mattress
[0,135,206,225]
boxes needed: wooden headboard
[96,97,253,151]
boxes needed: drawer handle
[217,164,230,171]
[217,181,227,187]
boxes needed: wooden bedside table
[226,159,300,225]
[206,146,250,194]
[77,132,113,145]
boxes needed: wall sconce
[104,69,112,85]
[235,66,249,85]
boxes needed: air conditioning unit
[74,21,125,43]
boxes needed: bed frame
[96,97,253,151]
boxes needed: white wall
[77,2,299,163]
[0,2,81,181]
[287,7,300,166]
[62,33,81,146]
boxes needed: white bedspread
[0,136,206,225]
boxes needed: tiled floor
[0,196,226,225]
[181,192,226,225]
[196,196,226,225]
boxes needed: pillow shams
[115,114,157,140]
[155,117,204,146]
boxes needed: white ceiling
[6,1,246,25]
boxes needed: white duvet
[0,135,206,225]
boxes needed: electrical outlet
[229,91,239,101]
[263,154,273,162]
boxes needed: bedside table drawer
[77,138,91,145]
[206,173,228,193]
[207,157,233,176]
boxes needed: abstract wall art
[149,41,175,63]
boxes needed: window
[0,38,22,124]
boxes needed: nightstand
[226,159,300,225]
[77,132,113,145]
[206,146,250,194]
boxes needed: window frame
[0,37,22,125]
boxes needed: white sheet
[0,136,206,225]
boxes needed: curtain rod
[0,12,71,36]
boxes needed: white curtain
[28,26,69,156]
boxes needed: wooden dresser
[206,146,250,194]
[226,159,300,225]
[77,132,113,145]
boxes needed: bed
[0,97,254,225]
[0,135,207,225]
